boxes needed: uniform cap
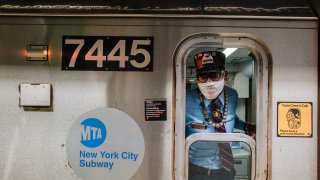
[194,51,225,74]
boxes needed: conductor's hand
[244,123,256,140]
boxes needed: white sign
[66,108,145,180]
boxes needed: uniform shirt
[186,86,238,169]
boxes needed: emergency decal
[145,98,167,121]
[277,102,312,137]
[67,108,145,180]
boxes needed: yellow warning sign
[278,102,312,137]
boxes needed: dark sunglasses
[196,71,224,83]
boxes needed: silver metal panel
[0,23,175,180]
[0,16,317,180]
[270,28,318,180]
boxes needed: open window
[186,47,256,130]
[174,34,271,180]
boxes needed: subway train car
[0,1,318,180]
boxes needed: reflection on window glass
[188,141,252,180]
[185,48,255,180]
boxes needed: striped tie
[212,98,235,173]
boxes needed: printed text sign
[66,108,145,180]
[277,102,312,137]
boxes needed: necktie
[212,98,235,173]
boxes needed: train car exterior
[0,2,318,180]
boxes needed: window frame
[173,33,272,180]
[185,133,256,180]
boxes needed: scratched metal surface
[0,0,316,16]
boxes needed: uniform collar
[203,90,225,108]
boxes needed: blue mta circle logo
[80,118,107,148]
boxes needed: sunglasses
[196,71,224,83]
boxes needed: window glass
[188,140,252,180]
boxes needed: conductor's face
[196,71,225,99]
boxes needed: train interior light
[223,48,238,57]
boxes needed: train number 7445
[62,36,153,71]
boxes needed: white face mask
[197,80,224,99]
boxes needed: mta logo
[80,118,107,148]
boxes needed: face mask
[197,80,224,99]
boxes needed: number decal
[63,36,153,71]
[65,39,84,67]
[107,40,128,68]
[85,40,106,68]
[130,40,151,68]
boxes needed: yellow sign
[277,102,312,137]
